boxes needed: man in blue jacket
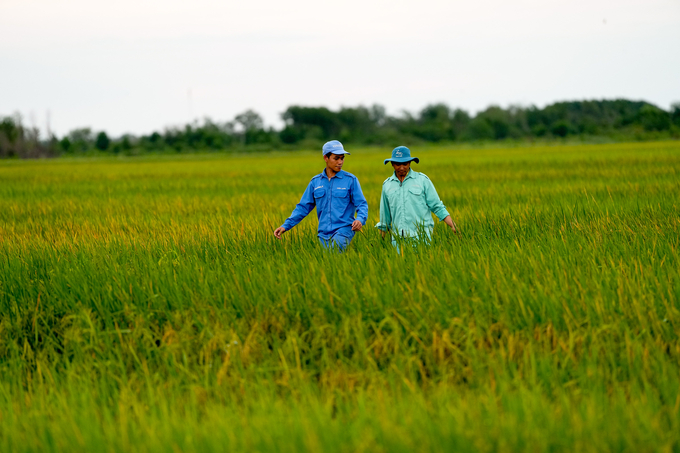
[274,140,368,251]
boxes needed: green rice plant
[0,141,679,452]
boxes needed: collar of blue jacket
[318,168,346,179]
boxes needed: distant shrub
[551,121,571,138]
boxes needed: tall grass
[1,141,679,452]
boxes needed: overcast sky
[1,0,679,137]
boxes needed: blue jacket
[282,169,368,239]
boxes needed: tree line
[2,99,679,158]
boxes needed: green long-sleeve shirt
[375,169,450,239]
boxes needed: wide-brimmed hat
[322,140,350,156]
[384,146,419,165]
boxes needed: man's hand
[443,216,459,234]
[274,226,286,239]
[351,220,363,232]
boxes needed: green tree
[234,110,264,132]
[672,102,680,126]
[416,104,452,142]
[551,121,570,137]
[337,106,375,143]
[95,132,110,151]
[531,124,547,137]
[234,110,267,146]
[281,106,340,142]
[475,106,512,139]
[279,126,303,144]
[118,135,133,153]
[451,109,471,140]
[0,117,19,143]
[466,117,495,140]
[635,105,670,131]
[68,128,93,153]
[369,104,387,127]
[59,137,72,153]
[0,117,20,157]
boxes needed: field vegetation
[1,141,679,452]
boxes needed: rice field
[1,141,679,452]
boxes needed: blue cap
[322,140,350,156]
[384,146,419,165]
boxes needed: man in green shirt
[375,146,458,247]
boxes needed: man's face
[324,153,345,173]
[392,161,411,178]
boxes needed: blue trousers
[318,231,355,252]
